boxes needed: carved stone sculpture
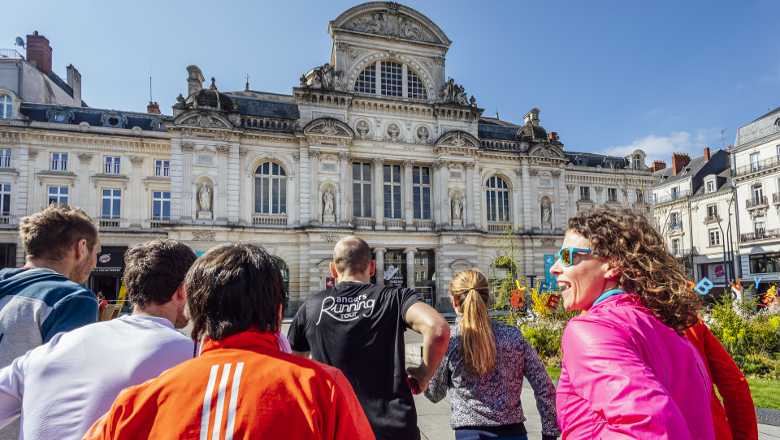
[541,199,552,226]
[387,123,400,141]
[303,63,344,91]
[199,183,211,213]
[357,121,369,138]
[437,78,472,106]
[452,195,463,220]
[344,11,435,43]
[417,126,429,143]
[323,189,335,216]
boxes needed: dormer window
[354,61,427,100]
[634,155,641,170]
[0,95,11,119]
[706,180,715,193]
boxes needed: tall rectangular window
[709,229,721,246]
[152,191,170,221]
[706,181,714,193]
[380,62,402,97]
[352,162,372,218]
[751,152,761,171]
[155,160,169,177]
[635,189,643,203]
[580,186,590,201]
[407,70,427,100]
[104,157,120,174]
[753,185,764,204]
[102,189,121,219]
[383,164,402,218]
[0,150,11,168]
[755,215,766,234]
[48,186,68,205]
[607,188,618,202]
[707,204,717,217]
[412,166,431,219]
[51,153,67,171]
[0,184,10,215]
[355,64,376,94]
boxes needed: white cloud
[601,129,722,165]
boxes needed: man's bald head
[333,236,372,276]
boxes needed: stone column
[439,160,450,228]
[403,160,414,229]
[405,247,417,291]
[226,143,241,224]
[373,157,384,229]
[129,156,144,228]
[238,148,249,226]
[465,162,476,229]
[308,150,320,225]
[339,152,352,226]
[180,142,194,223]
[374,247,386,286]
[431,162,441,227]
[521,160,532,232]
[291,152,300,226]
[566,184,576,218]
[216,145,230,225]
[287,175,295,227]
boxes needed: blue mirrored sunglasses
[557,247,602,267]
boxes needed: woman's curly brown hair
[568,207,703,333]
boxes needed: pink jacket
[557,293,715,439]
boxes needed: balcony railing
[150,220,169,229]
[0,49,23,59]
[352,217,375,229]
[670,248,690,258]
[579,196,592,202]
[746,196,768,209]
[653,190,690,205]
[0,216,11,225]
[488,221,511,232]
[414,219,435,230]
[736,155,780,177]
[669,220,684,230]
[704,215,720,224]
[252,215,287,227]
[741,228,780,243]
[384,218,405,229]
[99,219,121,228]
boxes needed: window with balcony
[486,176,510,222]
[755,215,766,235]
[672,238,681,255]
[48,186,68,205]
[352,162,372,218]
[607,188,618,202]
[0,95,11,119]
[751,152,761,171]
[670,187,678,199]
[412,166,431,219]
[580,186,590,201]
[155,160,169,177]
[254,162,287,215]
[0,184,10,215]
[752,184,765,207]
[152,191,170,221]
[709,229,720,246]
[0,150,10,169]
[384,164,402,219]
[104,157,120,174]
[51,153,67,171]
[101,189,121,219]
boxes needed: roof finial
[245,74,250,91]
[209,77,217,91]
[495,106,499,119]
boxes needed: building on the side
[651,148,736,296]
[732,106,780,298]
[0,3,654,314]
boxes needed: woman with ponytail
[423,269,560,440]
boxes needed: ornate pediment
[175,111,233,130]
[304,117,355,138]
[434,130,480,151]
[528,143,566,159]
[331,3,451,46]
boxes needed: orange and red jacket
[83,330,375,440]
[684,319,758,440]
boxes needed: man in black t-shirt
[288,236,450,440]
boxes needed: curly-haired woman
[424,269,560,440]
[550,207,714,439]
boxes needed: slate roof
[566,151,629,168]
[478,118,520,140]
[19,103,167,132]
[232,96,300,120]
[653,149,729,195]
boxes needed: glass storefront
[372,249,437,307]
[0,243,16,269]
[750,252,780,274]
[88,246,127,306]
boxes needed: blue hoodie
[0,267,98,368]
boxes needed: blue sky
[3,0,780,164]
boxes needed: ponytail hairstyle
[450,269,495,375]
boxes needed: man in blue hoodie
[0,203,101,368]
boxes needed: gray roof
[653,149,730,194]
[566,151,629,168]
[19,103,167,132]
[735,105,780,148]
[232,96,300,120]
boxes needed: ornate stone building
[0,2,653,313]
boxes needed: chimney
[147,101,161,114]
[671,153,691,175]
[727,144,732,153]
[66,64,81,105]
[548,132,558,142]
[703,147,710,162]
[186,65,205,97]
[652,160,666,172]
[26,31,52,74]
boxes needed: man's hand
[405,366,428,394]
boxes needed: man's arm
[404,302,449,393]
[42,290,98,342]
[287,302,311,358]
[0,353,27,429]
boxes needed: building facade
[0,3,653,314]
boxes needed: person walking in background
[0,204,102,440]
[288,236,450,440]
[424,269,560,440]
[685,317,758,440]
[84,243,373,440]
[551,207,714,439]
[0,238,196,440]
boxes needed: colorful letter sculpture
[729,279,742,298]
[546,294,561,310]
[760,285,777,307]
[509,280,526,309]
[694,278,714,295]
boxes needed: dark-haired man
[0,238,196,440]
[288,236,450,440]
[83,243,374,440]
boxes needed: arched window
[255,162,287,215]
[272,256,290,297]
[353,61,427,100]
[0,96,12,119]
[486,176,509,222]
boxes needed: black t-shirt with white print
[287,281,423,440]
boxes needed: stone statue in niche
[357,121,369,138]
[452,195,463,220]
[197,183,212,220]
[541,199,552,226]
[323,189,334,215]
[387,124,400,141]
[417,126,429,143]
